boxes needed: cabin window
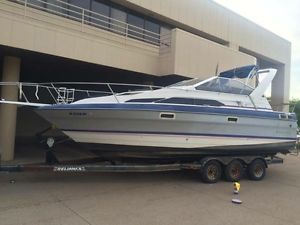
[227,117,238,123]
[126,98,164,103]
[159,98,194,105]
[195,77,253,95]
[193,99,224,106]
[160,113,175,119]
[158,98,224,106]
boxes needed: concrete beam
[0,56,21,161]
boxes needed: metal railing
[5,0,171,47]
[0,82,164,104]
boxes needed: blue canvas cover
[219,65,258,79]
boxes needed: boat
[31,65,297,159]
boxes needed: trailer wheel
[225,160,243,182]
[201,160,222,183]
[247,159,266,181]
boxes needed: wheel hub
[207,165,218,180]
[254,165,263,177]
[231,168,241,179]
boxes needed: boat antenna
[215,63,219,76]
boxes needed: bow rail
[0,82,163,105]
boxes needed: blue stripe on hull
[39,103,297,121]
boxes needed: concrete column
[0,56,21,161]
[271,64,290,112]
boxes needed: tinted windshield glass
[169,78,203,87]
[195,78,253,95]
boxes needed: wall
[124,0,291,65]
[159,29,256,78]
[0,1,160,75]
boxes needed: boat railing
[0,82,164,105]
[0,81,286,112]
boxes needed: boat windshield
[169,78,203,87]
[195,77,254,95]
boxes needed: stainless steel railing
[0,82,164,104]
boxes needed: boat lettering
[69,112,87,116]
[53,166,86,172]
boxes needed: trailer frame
[0,135,290,183]
[0,149,284,176]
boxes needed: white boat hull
[36,103,298,157]
[64,131,292,149]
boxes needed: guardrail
[5,0,171,47]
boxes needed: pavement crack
[51,195,93,225]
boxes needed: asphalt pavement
[1,145,300,225]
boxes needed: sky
[213,0,300,99]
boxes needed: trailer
[0,137,287,183]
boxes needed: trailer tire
[201,160,222,183]
[247,159,266,181]
[225,160,243,182]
